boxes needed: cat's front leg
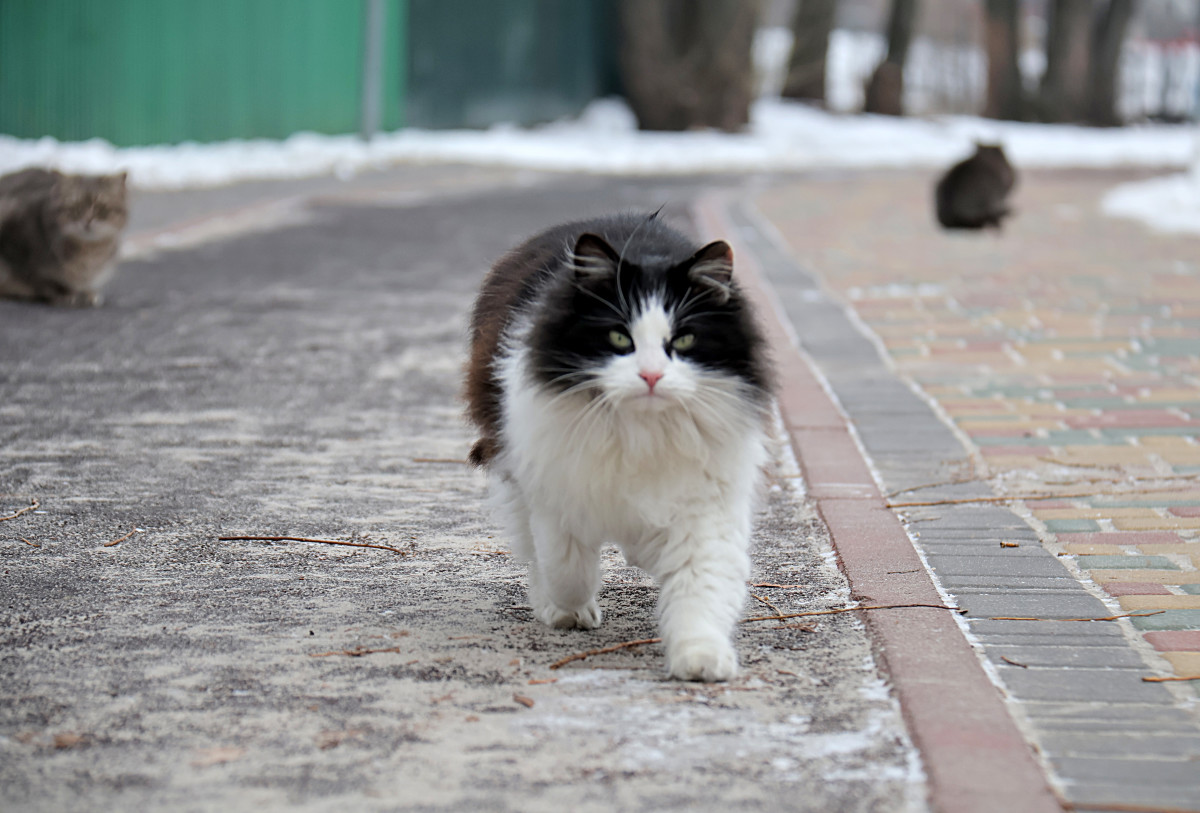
[528,512,603,630]
[653,531,750,682]
[50,290,100,308]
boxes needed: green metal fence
[405,0,618,130]
[0,0,404,146]
[0,0,617,145]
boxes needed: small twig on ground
[512,693,535,708]
[309,646,403,658]
[21,538,39,548]
[1142,674,1200,683]
[741,603,964,624]
[549,637,662,670]
[104,528,140,547]
[219,535,409,555]
[988,610,1164,622]
[750,593,786,620]
[1000,656,1028,668]
[771,622,817,632]
[883,477,980,499]
[887,491,1102,508]
[750,582,804,589]
[528,678,558,685]
[999,541,1020,548]
[0,498,39,523]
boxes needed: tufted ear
[688,240,734,301]
[571,233,620,279]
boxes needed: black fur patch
[523,214,771,400]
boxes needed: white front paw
[667,637,738,682]
[534,598,603,630]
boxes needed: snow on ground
[1,98,1195,190]
[0,23,1197,232]
[1102,160,1200,234]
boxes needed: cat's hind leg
[528,510,603,630]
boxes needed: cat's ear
[571,233,620,279]
[688,240,734,302]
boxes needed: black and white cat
[465,212,773,681]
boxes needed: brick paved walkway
[755,168,1200,689]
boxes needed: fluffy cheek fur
[491,316,769,682]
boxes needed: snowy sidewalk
[1,167,926,812]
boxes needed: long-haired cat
[465,212,773,682]
[934,143,1016,230]
[0,168,129,306]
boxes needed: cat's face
[529,233,768,415]
[51,173,128,241]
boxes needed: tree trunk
[863,0,917,115]
[1038,0,1092,122]
[781,0,837,104]
[1085,0,1136,126]
[983,0,1024,120]
[618,0,760,132]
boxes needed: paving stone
[907,508,1035,530]
[956,593,1111,619]
[1143,630,1200,651]
[995,666,1176,703]
[1130,609,1200,631]
[913,543,1054,558]
[1056,531,1184,545]
[934,575,1082,591]
[1049,756,1200,787]
[926,555,1076,578]
[1022,701,1200,730]
[1038,731,1200,758]
[983,645,1150,669]
[968,619,1128,640]
[1065,783,1200,810]
[911,532,1042,544]
[1076,555,1181,570]
[1044,519,1103,533]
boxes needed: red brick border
[695,194,1063,813]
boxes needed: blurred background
[1,0,1197,149]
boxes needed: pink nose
[639,370,664,391]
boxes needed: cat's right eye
[608,330,632,350]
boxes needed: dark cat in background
[0,168,129,306]
[935,143,1016,230]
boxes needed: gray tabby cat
[0,168,129,306]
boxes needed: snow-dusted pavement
[0,167,926,812]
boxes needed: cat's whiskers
[559,388,618,456]
[671,287,711,321]
[612,213,658,318]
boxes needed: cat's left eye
[609,330,632,350]
[671,333,696,351]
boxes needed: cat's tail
[469,437,496,468]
